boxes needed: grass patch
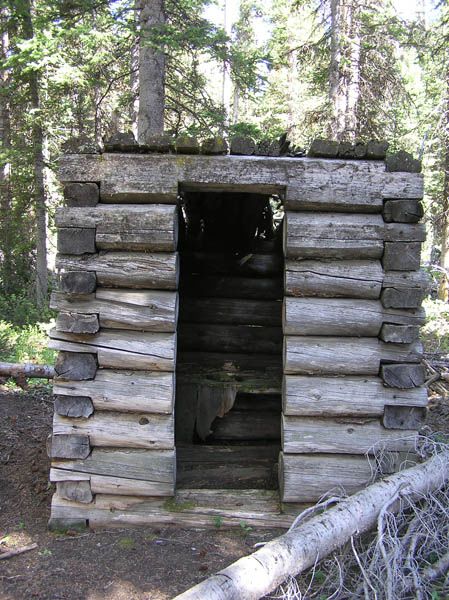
[163,497,196,512]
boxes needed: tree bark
[137,0,166,141]
[438,64,449,301]
[174,450,449,600]
[21,0,48,308]
[0,361,55,379]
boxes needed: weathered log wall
[49,149,427,529]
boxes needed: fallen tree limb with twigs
[173,449,449,600]
[0,362,55,380]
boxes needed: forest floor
[0,356,449,600]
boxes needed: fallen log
[173,450,449,600]
[0,361,55,379]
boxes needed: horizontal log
[285,260,383,299]
[64,182,99,207]
[382,406,427,430]
[56,481,93,503]
[57,228,96,255]
[284,337,423,375]
[282,415,417,454]
[47,434,90,459]
[283,375,428,416]
[56,252,179,289]
[54,369,175,413]
[49,328,176,372]
[180,298,281,327]
[54,395,94,418]
[59,271,96,295]
[50,489,293,528]
[54,352,97,381]
[51,289,178,332]
[56,312,100,334]
[176,445,279,489]
[0,361,55,379]
[279,453,372,502]
[53,411,174,449]
[210,411,280,442]
[284,213,425,260]
[178,324,282,354]
[283,298,425,336]
[59,154,423,206]
[51,448,175,496]
[383,199,424,223]
[55,205,178,251]
[383,242,421,271]
[381,363,426,388]
[52,448,175,483]
[182,252,283,277]
[380,324,420,343]
[181,275,283,300]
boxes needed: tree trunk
[174,450,449,600]
[438,65,449,301]
[137,0,165,141]
[21,0,48,308]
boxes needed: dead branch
[0,362,55,380]
[0,543,38,560]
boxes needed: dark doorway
[175,188,284,490]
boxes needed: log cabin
[47,139,428,529]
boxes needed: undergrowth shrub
[0,320,56,365]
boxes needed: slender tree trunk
[346,1,361,139]
[137,0,165,141]
[438,62,449,301]
[21,0,48,307]
[0,9,13,294]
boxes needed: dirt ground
[1,362,448,600]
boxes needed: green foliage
[421,298,449,353]
[0,319,56,365]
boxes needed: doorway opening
[175,186,284,490]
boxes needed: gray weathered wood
[178,324,282,355]
[279,453,372,502]
[49,328,176,372]
[55,205,178,251]
[283,375,428,416]
[380,324,420,344]
[59,270,97,295]
[308,139,339,158]
[54,395,94,418]
[230,136,256,156]
[56,252,179,290]
[283,298,425,337]
[53,411,174,449]
[385,151,421,173]
[51,448,175,484]
[285,260,383,299]
[180,298,281,327]
[284,337,422,375]
[381,363,426,388]
[64,182,99,207]
[282,415,416,454]
[51,289,178,332]
[54,369,175,413]
[211,411,280,442]
[57,228,96,255]
[383,406,427,430]
[381,287,427,309]
[54,352,97,381]
[56,312,100,334]
[104,132,138,152]
[383,199,424,223]
[47,433,91,459]
[52,470,173,497]
[57,481,93,503]
[175,135,200,154]
[59,154,423,203]
[366,140,389,160]
[383,242,421,271]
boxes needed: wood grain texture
[54,395,94,418]
[47,434,91,459]
[59,154,423,207]
[383,199,424,223]
[59,271,97,295]
[282,415,417,454]
[53,411,174,449]
[382,406,427,430]
[56,252,179,290]
[283,375,428,416]
[55,205,178,251]
[49,328,175,371]
[381,363,426,388]
[284,337,422,375]
[64,182,99,207]
[283,297,425,337]
[285,260,383,299]
[55,312,100,334]
[279,453,372,502]
[383,242,421,271]
[56,481,93,503]
[54,352,97,381]
[51,289,178,332]
[380,324,420,344]
[54,369,175,413]
[57,228,96,255]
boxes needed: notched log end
[62,135,100,155]
[54,395,94,418]
[59,271,97,295]
[385,151,422,173]
[103,132,138,153]
[308,139,339,158]
[46,433,91,459]
[63,183,99,207]
[54,352,98,381]
[383,405,427,430]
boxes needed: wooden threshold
[51,489,300,529]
